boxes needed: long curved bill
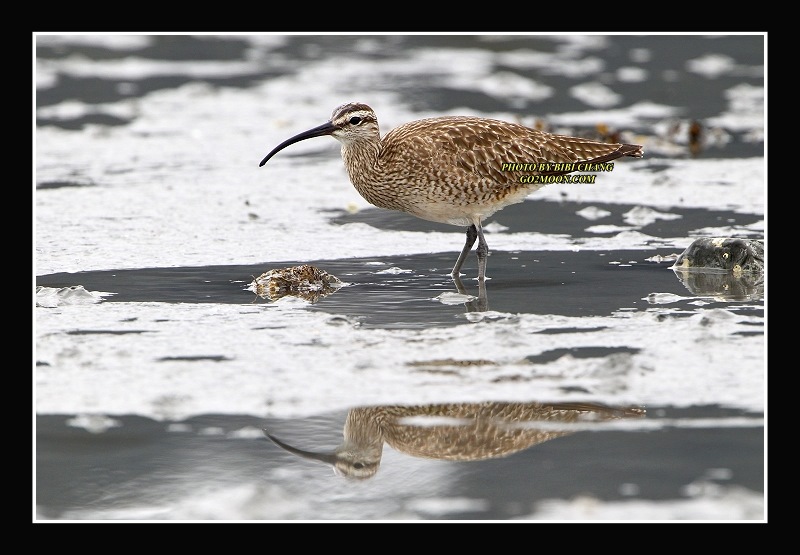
[259,121,337,167]
[263,429,337,465]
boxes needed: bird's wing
[381,117,641,188]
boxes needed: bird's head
[259,102,379,167]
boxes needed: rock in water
[671,238,764,300]
[251,264,343,303]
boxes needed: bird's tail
[619,144,644,158]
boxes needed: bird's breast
[342,147,538,226]
[348,171,533,227]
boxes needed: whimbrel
[260,103,644,281]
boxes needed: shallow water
[35,33,765,521]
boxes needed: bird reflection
[452,275,488,312]
[264,401,644,480]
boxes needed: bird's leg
[451,224,478,278]
[475,221,489,282]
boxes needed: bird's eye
[349,116,362,125]
[353,462,364,469]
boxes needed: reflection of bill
[265,402,645,480]
[671,238,764,301]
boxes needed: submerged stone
[671,238,764,300]
[251,264,343,303]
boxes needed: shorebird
[259,103,644,281]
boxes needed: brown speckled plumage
[260,102,643,281]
